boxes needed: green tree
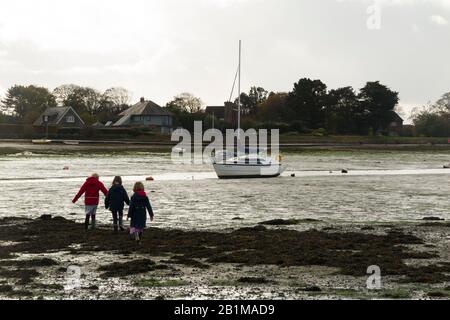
[358,81,399,133]
[257,92,292,122]
[237,86,268,116]
[1,85,56,123]
[287,78,328,130]
[413,108,449,137]
[326,86,365,134]
[63,87,102,116]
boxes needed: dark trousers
[112,210,124,227]
[84,215,96,230]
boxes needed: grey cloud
[0,0,449,118]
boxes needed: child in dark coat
[128,182,154,243]
[105,176,130,233]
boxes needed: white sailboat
[213,41,287,179]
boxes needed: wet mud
[0,216,449,299]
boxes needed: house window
[66,115,75,123]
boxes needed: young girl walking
[72,173,108,230]
[105,176,130,233]
[128,182,154,243]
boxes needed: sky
[0,0,449,122]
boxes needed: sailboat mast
[237,40,241,139]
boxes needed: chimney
[140,97,145,103]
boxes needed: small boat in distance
[212,41,287,179]
[63,140,80,145]
[32,139,52,145]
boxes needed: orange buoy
[146,176,154,181]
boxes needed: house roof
[119,99,173,117]
[91,121,104,127]
[114,98,173,126]
[33,107,84,126]
[389,111,404,123]
[205,106,225,119]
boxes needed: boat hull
[213,163,287,179]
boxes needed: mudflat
[0,216,449,299]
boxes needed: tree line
[0,84,132,125]
[0,84,208,128]
[234,79,403,136]
[161,79,403,135]
[1,79,447,137]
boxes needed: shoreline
[0,216,449,300]
[3,140,450,156]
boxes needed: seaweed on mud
[98,259,159,278]
[0,285,13,293]
[31,283,64,291]
[0,217,448,284]
[427,291,449,298]
[0,258,58,268]
[399,264,450,284]
[9,290,33,297]
[136,278,188,288]
[381,289,411,299]
[0,268,40,285]
[302,286,322,292]
[259,219,320,226]
[237,277,271,284]
[418,222,450,228]
[86,285,99,291]
[166,257,210,269]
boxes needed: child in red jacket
[72,173,108,230]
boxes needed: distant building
[205,102,238,126]
[91,121,104,128]
[33,106,85,128]
[387,111,404,136]
[389,111,404,128]
[114,97,174,134]
[205,106,225,122]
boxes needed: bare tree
[433,92,450,114]
[394,105,406,120]
[168,93,203,113]
[53,84,80,106]
[81,87,103,116]
[103,87,131,108]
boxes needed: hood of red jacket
[136,191,147,197]
[86,176,100,185]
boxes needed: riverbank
[0,216,449,300]
[3,140,450,156]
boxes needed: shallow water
[1,150,450,229]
